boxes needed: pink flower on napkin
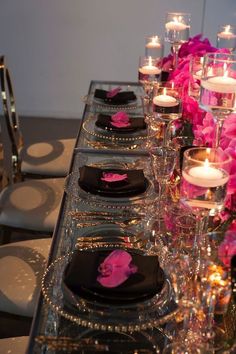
[218,231,236,268]
[101,172,128,183]
[106,86,122,98]
[110,111,131,128]
[97,250,137,288]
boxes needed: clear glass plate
[42,243,178,333]
[64,160,157,209]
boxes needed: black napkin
[94,89,137,105]
[78,166,148,197]
[63,249,165,304]
[95,114,147,133]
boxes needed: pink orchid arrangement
[165,34,236,226]
[110,111,131,128]
[107,86,122,98]
[101,172,128,183]
[218,230,236,268]
[97,250,137,288]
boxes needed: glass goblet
[199,52,236,147]
[152,84,182,146]
[165,12,191,69]
[217,25,236,53]
[138,56,162,102]
[145,35,164,58]
[180,147,232,248]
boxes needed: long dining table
[26,80,236,354]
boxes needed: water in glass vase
[181,167,229,215]
[200,79,236,114]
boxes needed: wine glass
[145,35,164,58]
[199,52,236,147]
[180,147,232,251]
[217,25,236,53]
[138,56,162,102]
[165,12,191,69]
[152,83,182,146]
[188,55,204,100]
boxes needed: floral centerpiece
[163,34,236,231]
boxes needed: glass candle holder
[145,35,164,58]
[138,56,162,101]
[165,12,191,68]
[217,24,236,53]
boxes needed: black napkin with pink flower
[63,249,165,304]
[78,166,148,197]
[95,113,146,133]
[94,88,137,105]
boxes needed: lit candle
[146,36,161,49]
[165,16,187,31]
[201,65,236,94]
[182,159,229,188]
[218,25,236,39]
[139,57,161,75]
[153,88,178,107]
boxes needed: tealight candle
[139,65,161,75]
[153,94,178,107]
[201,76,236,94]
[218,25,236,40]
[146,36,161,49]
[165,20,187,31]
[183,160,229,188]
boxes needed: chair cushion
[20,138,75,176]
[0,178,64,232]
[0,239,51,317]
[0,336,28,354]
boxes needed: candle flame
[223,62,228,78]
[204,158,210,169]
[151,36,158,44]
[148,56,152,66]
[173,16,182,24]
[163,87,167,96]
[224,25,231,34]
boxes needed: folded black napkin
[95,114,147,133]
[78,166,148,197]
[63,249,165,304]
[94,89,137,105]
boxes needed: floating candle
[139,65,161,75]
[183,160,229,188]
[165,19,187,31]
[146,36,161,49]
[201,76,236,94]
[153,88,178,107]
[218,25,236,40]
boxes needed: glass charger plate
[84,93,142,112]
[65,160,157,209]
[82,114,155,147]
[42,244,178,333]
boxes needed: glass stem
[213,116,224,148]
[157,181,166,229]
[172,43,180,69]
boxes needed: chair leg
[0,226,11,244]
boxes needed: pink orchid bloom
[97,250,137,288]
[110,111,131,128]
[101,172,128,183]
[106,87,122,98]
[218,231,236,268]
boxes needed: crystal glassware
[165,12,191,68]
[145,35,164,58]
[138,56,162,101]
[188,55,204,99]
[152,84,182,146]
[180,147,232,248]
[199,52,236,147]
[217,25,236,53]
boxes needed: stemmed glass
[145,35,164,58]
[152,83,182,146]
[165,12,191,69]
[138,56,162,103]
[180,147,232,251]
[217,25,236,53]
[199,52,236,147]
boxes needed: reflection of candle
[153,88,178,107]
[165,17,187,31]
[201,76,236,93]
[218,25,236,39]
[183,159,229,188]
[146,36,161,48]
